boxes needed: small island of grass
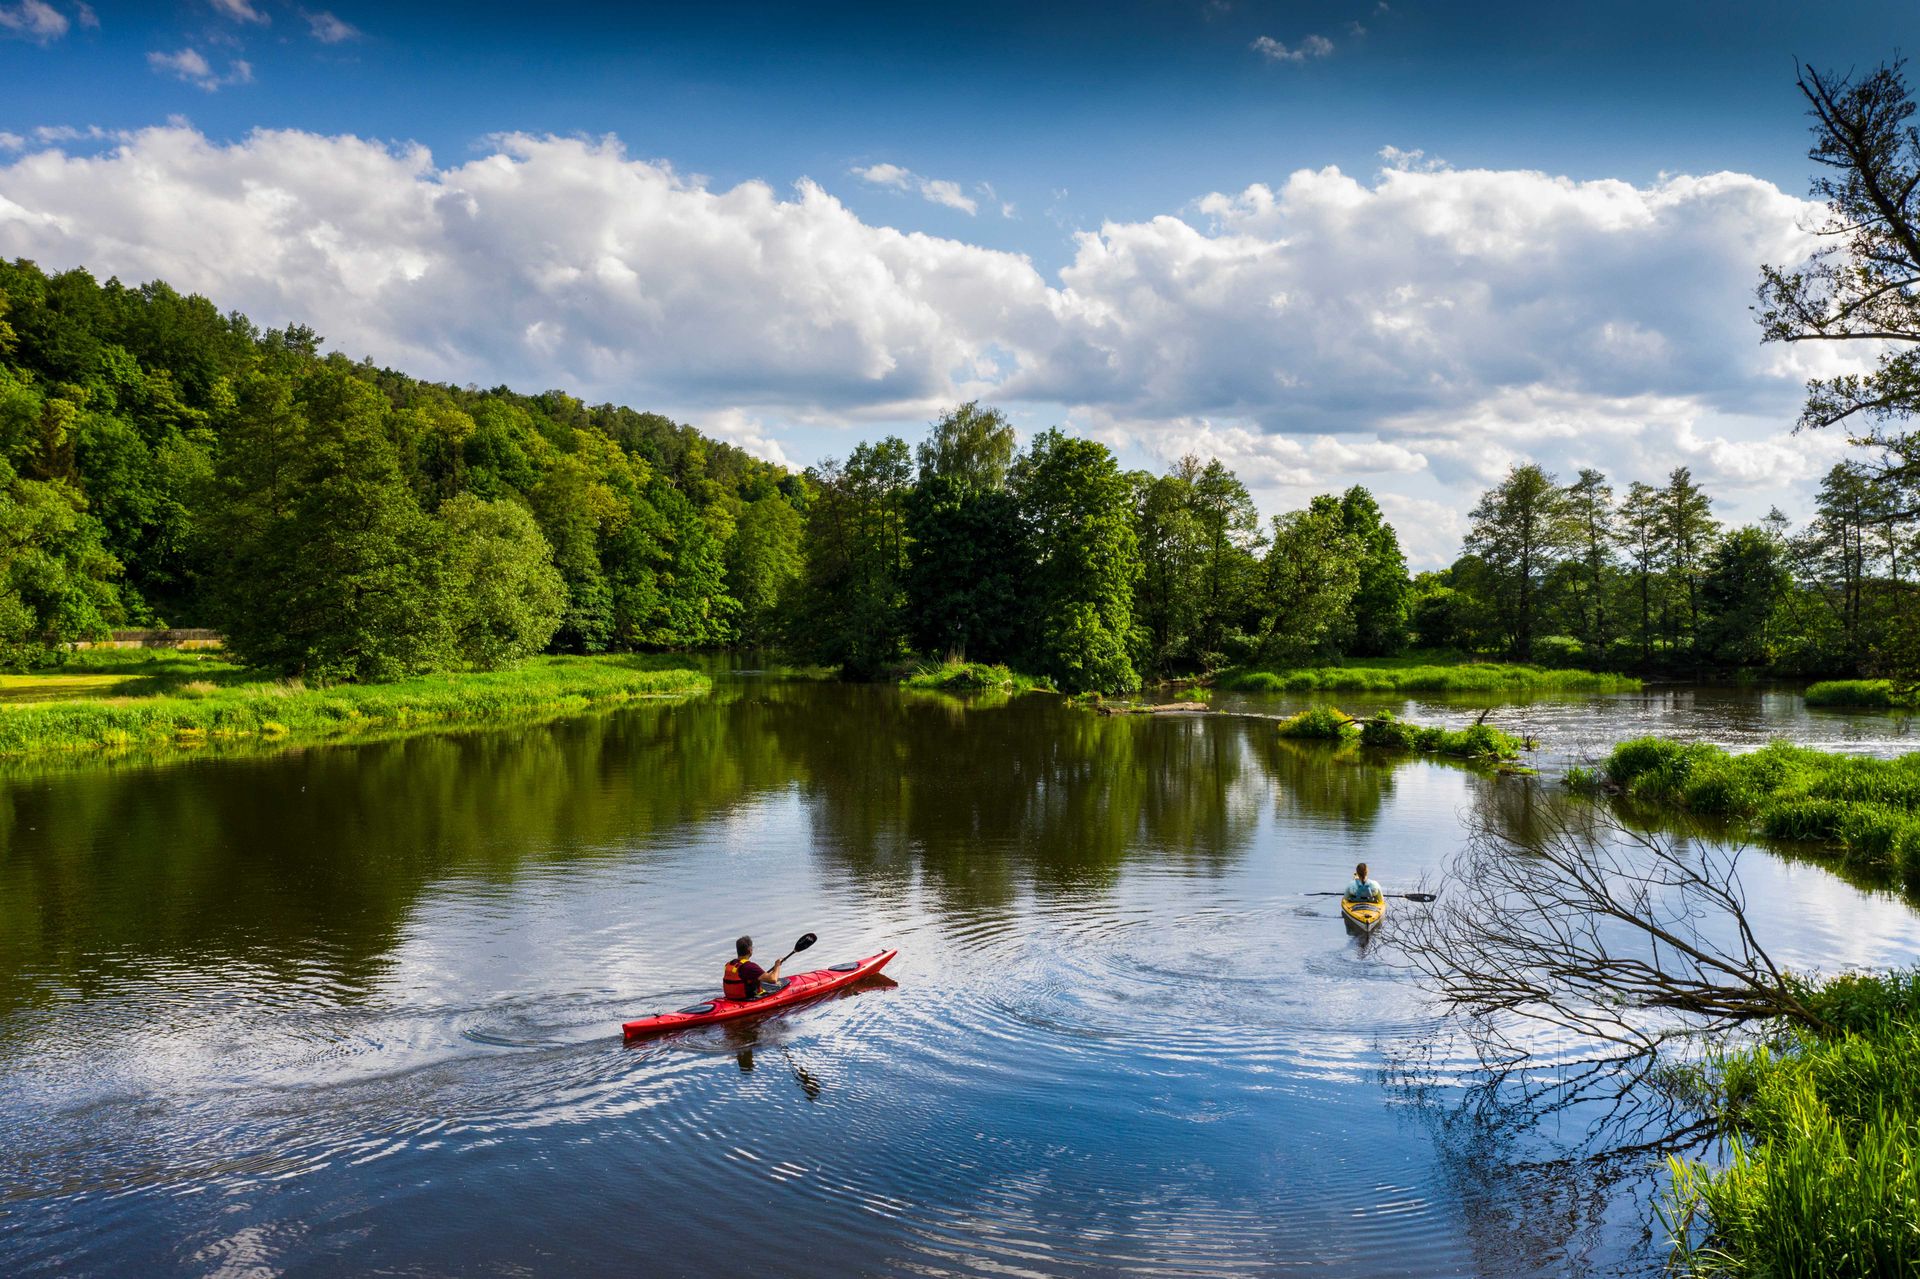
[898,661,1056,693]
[1275,705,1527,761]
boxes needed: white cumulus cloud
[851,161,981,215]
[0,0,69,42]
[0,124,1865,552]
[305,9,358,43]
[1251,34,1333,63]
[208,0,268,24]
[147,48,253,91]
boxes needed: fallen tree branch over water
[1395,797,1832,1071]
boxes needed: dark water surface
[3,681,1918,1277]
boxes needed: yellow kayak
[1340,897,1385,933]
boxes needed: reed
[1665,968,1920,1276]
[0,655,710,760]
[1218,661,1639,694]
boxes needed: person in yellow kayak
[1344,862,1384,904]
[722,935,788,1001]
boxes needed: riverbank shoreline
[1574,736,1920,897]
[0,654,711,762]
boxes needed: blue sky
[2,1,1916,561]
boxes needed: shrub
[1275,706,1358,740]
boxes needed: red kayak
[622,949,897,1041]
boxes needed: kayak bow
[622,949,897,1041]
[1340,898,1384,934]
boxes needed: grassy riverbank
[1582,737,1920,891]
[1275,706,1525,761]
[1666,968,1920,1275]
[0,653,710,760]
[1804,678,1918,709]
[1219,658,1639,694]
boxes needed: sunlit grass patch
[0,655,710,761]
[1274,705,1358,740]
[1805,678,1917,709]
[1601,736,1920,891]
[900,660,1055,693]
[1219,661,1638,694]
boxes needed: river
[2,679,1916,1276]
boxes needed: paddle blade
[1400,892,1438,903]
[793,932,818,953]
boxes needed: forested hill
[0,258,806,676]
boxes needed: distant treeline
[1419,458,1918,679]
[0,255,1913,691]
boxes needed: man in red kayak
[723,935,788,1001]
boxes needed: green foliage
[0,258,800,678]
[0,459,122,669]
[1603,736,1920,890]
[904,457,1026,662]
[726,492,805,648]
[205,366,449,681]
[1666,970,1920,1277]
[1806,678,1914,708]
[1012,429,1142,693]
[795,438,913,679]
[0,653,709,759]
[1700,527,1791,666]
[1465,463,1573,661]
[1257,500,1361,664]
[1356,711,1523,760]
[1337,486,1411,656]
[434,494,566,668]
[1217,661,1639,694]
[1274,705,1357,740]
[900,660,1053,693]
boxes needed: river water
[2,680,1917,1276]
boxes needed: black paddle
[1306,891,1438,902]
[772,932,817,969]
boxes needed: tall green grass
[0,655,710,760]
[1805,678,1917,710]
[1665,968,1920,1276]
[1275,706,1524,760]
[1600,737,1920,891]
[899,661,1055,693]
[1219,661,1639,694]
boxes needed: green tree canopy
[1011,429,1142,692]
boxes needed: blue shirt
[1345,877,1382,902]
